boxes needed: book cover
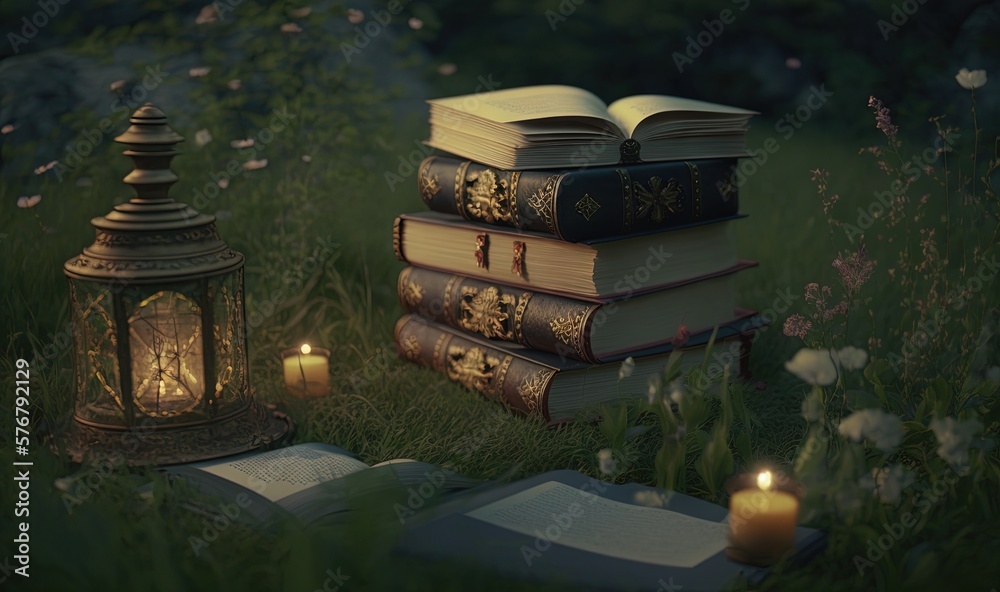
[393,211,745,299]
[397,263,757,363]
[393,314,762,424]
[395,470,826,592]
[417,156,740,242]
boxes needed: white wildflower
[230,138,255,149]
[860,464,914,504]
[194,129,213,147]
[833,346,868,371]
[785,348,838,386]
[668,381,684,406]
[53,476,75,492]
[632,490,672,507]
[646,375,660,405]
[618,356,634,380]
[955,68,987,90]
[801,389,824,422]
[838,408,904,452]
[597,448,617,476]
[930,416,982,469]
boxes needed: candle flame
[300,343,312,355]
[757,470,773,490]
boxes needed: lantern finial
[114,103,185,203]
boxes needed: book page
[465,481,729,568]
[190,443,370,503]
[607,95,754,138]
[429,85,614,125]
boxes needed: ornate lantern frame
[61,104,290,465]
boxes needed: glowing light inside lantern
[128,290,204,417]
[300,343,312,355]
[757,470,773,490]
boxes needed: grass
[0,115,933,591]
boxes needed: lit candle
[726,470,800,566]
[281,344,330,398]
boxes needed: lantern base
[59,401,293,467]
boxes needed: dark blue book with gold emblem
[417,155,740,243]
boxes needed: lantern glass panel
[69,280,123,426]
[208,269,250,417]
[128,290,205,417]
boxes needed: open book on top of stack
[392,84,763,423]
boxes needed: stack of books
[392,85,762,424]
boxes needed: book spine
[417,156,740,242]
[398,267,600,364]
[394,315,557,421]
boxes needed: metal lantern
[62,104,290,465]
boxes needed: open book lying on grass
[394,470,826,592]
[427,85,756,169]
[166,442,481,524]
[167,444,825,591]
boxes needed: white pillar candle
[727,470,800,566]
[281,344,330,398]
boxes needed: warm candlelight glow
[728,471,800,566]
[282,345,330,398]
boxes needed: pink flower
[227,79,242,91]
[671,324,690,348]
[408,17,423,29]
[280,22,303,33]
[217,178,230,189]
[243,159,268,171]
[1,124,14,134]
[803,283,822,305]
[34,160,58,175]
[867,96,898,143]
[783,314,812,339]
[230,138,255,149]
[189,67,211,78]
[437,63,457,76]
[109,79,126,92]
[823,301,848,321]
[195,5,217,24]
[832,238,875,297]
[347,8,364,23]
[17,195,41,208]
